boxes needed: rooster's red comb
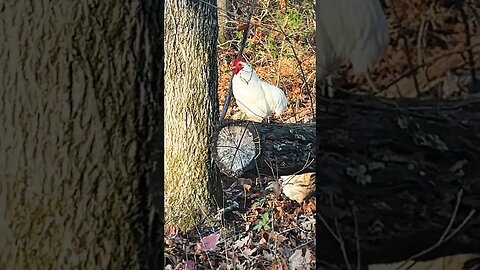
[231,57,246,66]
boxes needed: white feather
[316,0,390,80]
[232,62,288,122]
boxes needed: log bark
[316,94,480,267]
[212,120,315,178]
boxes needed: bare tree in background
[218,0,233,43]
[0,0,163,268]
[164,0,222,232]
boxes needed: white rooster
[231,57,288,122]
[317,0,390,95]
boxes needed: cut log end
[213,122,260,177]
[213,121,315,178]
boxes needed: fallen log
[316,94,480,267]
[211,120,315,178]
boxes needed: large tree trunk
[316,95,480,266]
[0,0,162,269]
[164,0,222,232]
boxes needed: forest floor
[165,0,480,269]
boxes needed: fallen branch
[316,94,480,265]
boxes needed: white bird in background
[316,0,390,95]
[231,57,288,122]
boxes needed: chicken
[316,0,390,95]
[231,57,288,122]
[280,172,315,204]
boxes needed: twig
[317,192,353,270]
[329,192,352,270]
[219,0,257,123]
[416,14,428,67]
[267,12,315,114]
[376,40,480,97]
[379,42,480,92]
[279,153,315,187]
[417,2,436,67]
[457,0,478,93]
[294,239,314,251]
[467,0,480,30]
[364,73,379,93]
[390,0,421,97]
[396,189,477,270]
[253,154,263,187]
[352,204,361,270]
[317,212,341,243]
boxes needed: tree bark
[0,0,162,269]
[316,94,480,266]
[212,120,315,178]
[164,0,222,232]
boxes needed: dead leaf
[276,205,284,217]
[185,260,196,270]
[267,258,286,270]
[164,238,174,247]
[244,247,257,256]
[174,261,195,270]
[199,233,220,252]
[288,249,305,270]
[234,235,250,249]
[194,242,202,253]
[303,200,316,213]
[305,249,314,269]
[273,181,282,197]
[259,237,267,245]
[165,224,178,237]
[263,250,275,261]
[276,234,287,244]
[300,217,315,232]
[237,23,247,31]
